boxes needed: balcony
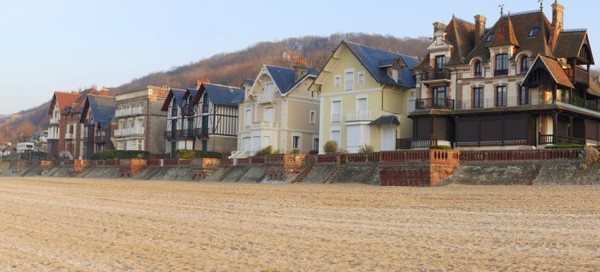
[95,135,107,143]
[257,93,274,104]
[49,118,59,125]
[195,127,210,138]
[346,111,373,122]
[494,69,508,76]
[47,133,59,140]
[565,66,590,86]
[415,98,455,110]
[176,129,195,139]
[64,133,75,140]
[251,121,278,129]
[115,106,144,117]
[420,68,451,81]
[114,127,145,137]
[181,106,195,117]
[170,107,178,117]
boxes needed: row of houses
[46,1,600,159]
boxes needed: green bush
[323,140,338,154]
[90,150,150,160]
[358,145,374,153]
[430,145,453,150]
[255,146,272,156]
[545,143,584,149]
[177,149,223,159]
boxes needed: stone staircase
[217,167,235,182]
[324,165,343,184]
[291,164,313,183]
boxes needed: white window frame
[292,135,301,150]
[391,68,399,83]
[309,110,316,124]
[334,75,341,88]
[330,129,341,146]
[358,71,365,85]
[344,69,354,91]
[331,100,341,123]
[245,109,252,127]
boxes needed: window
[496,86,507,107]
[474,60,483,77]
[495,53,509,75]
[334,75,341,87]
[519,86,530,105]
[309,110,316,124]
[486,33,495,43]
[529,27,540,37]
[357,97,368,120]
[292,136,300,150]
[245,109,252,126]
[358,72,365,85]
[391,69,399,83]
[313,138,319,151]
[344,70,354,91]
[433,86,448,108]
[264,107,275,123]
[520,56,530,74]
[330,130,341,145]
[331,100,341,123]
[473,87,484,108]
[265,82,275,101]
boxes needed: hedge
[90,150,150,160]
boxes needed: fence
[460,149,580,161]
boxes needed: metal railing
[114,127,145,137]
[115,107,144,117]
[420,68,451,81]
[257,93,274,104]
[346,111,372,122]
[415,98,455,110]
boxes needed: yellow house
[309,41,418,153]
[233,58,320,157]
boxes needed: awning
[370,115,400,126]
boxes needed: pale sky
[0,0,594,114]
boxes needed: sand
[0,177,599,271]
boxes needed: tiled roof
[265,65,318,95]
[445,17,476,65]
[196,83,244,107]
[49,92,80,115]
[344,41,418,88]
[490,15,519,47]
[523,55,575,89]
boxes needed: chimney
[433,22,447,34]
[293,57,308,80]
[197,77,211,88]
[474,15,487,47]
[100,88,110,96]
[550,0,564,50]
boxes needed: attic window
[486,33,494,43]
[528,27,540,37]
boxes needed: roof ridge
[562,28,587,33]
[502,10,541,17]
[202,82,242,89]
[344,40,413,58]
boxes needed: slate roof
[553,30,594,64]
[161,88,187,111]
[82,95,116,130]
[370,115,400,126]
[195,83,244,107]
[265,65,319,95]
[344,41,418,88]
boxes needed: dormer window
[528,27,540,37]
[486,33,495,43]
[474,60,483,77]
[391,69,399,83]
[495,53,509,76]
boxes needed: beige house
[233,58,320,157]
[309,41,418,153]
[113,86,169,155]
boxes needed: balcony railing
[181,106,195,116]
[346,111,372,122]
[115,106,144,117]
[257,93,274,104]
[114,127,145,137]
[49,118,59,125]
[415,98,455,110]
[420,68,451,81]
[64,133,75,140]
[565,66,590,86]
[251,121,278,129]
[195,127,210,138]
[95,135,107,143]
[494,69,508,76]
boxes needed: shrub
[545,143,584,149]
[308,150,319,155]
[430,145,453,150]
[255,146,272,156]
[323,141,338,154]
[177,150,223,159]
[291,149,300,154]
[358,145,374,153]
[90,150,150,160]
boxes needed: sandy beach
[0,177,599,271]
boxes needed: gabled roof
[522,55,575,89]
[49,92,81,115]
[81,95,116,130]
[344,41,418,88]
[553,30,594,64]
[265,65,319,95]
[160,88,187,111]
[466,11,552,62]
[194,83,244,107]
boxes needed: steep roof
[49,92,80,115]
[265,65,318,95]
[195,83,244,107]
[344,41,418,88]
[445,17,476,65]
[466,11,552,62]
[522,55,575,89]
[82,95,116,130]
[553,30,594,64]
[160,88,187,111]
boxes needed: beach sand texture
[1,177,599,271]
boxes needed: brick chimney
[99,88,110,96]
[550,0,564,50]
[293,57,308,80]
[474,15,487,47]
[197,77,211,88]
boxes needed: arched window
[474,60,483,77]
[520,56,530,74]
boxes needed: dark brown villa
[409,1,599,148]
